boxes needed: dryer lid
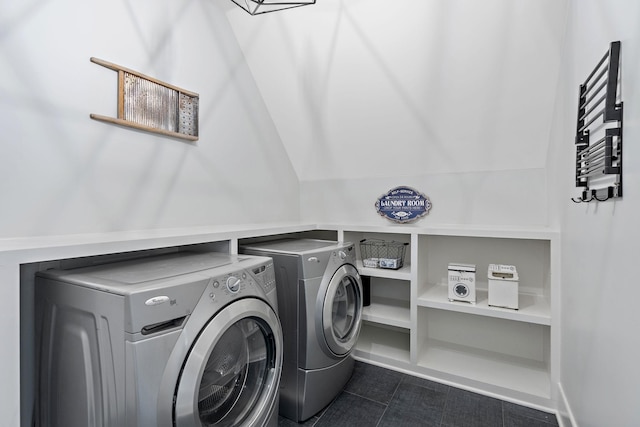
[241,238,340,254]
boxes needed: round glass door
[322,264,363,356]
[174,299,282,427]
[197,318,267,425]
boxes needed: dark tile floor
[278,361,559,427]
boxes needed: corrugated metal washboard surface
[90,57,199,141]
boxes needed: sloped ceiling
[225,0,568,182]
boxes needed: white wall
[546,1,640,426]
[226,0,567,226]
[7,0,639,425]
[0,0,300,240]
[1,1,300,425]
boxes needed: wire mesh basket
[359,239,408,270]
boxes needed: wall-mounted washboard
[90,57,199,141]
[573,41,623,202]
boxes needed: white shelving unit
[335,224,559,410]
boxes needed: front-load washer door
[174,298,283,427]
[321,264,363,356]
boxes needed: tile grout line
[341,389,391,408]
[311,391,342,427]
[373,375,404,427]
[438,386,451,426]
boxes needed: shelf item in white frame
[417,284,550,326]
[343,231,412,273]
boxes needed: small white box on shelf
[448,263,476,304]
[362,258,380,268]
[488,264,519,309]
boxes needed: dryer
[240,239,363,422]
[34,252,283,427]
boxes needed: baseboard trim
[556,383,578,427]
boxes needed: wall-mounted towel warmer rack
[572,41,623,203]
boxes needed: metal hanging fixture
[230,0,315,15]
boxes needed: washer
[240,239,363,422]
[34,252,283,427]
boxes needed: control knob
[226,276,241,293]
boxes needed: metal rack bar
[577,135,607,160]
[604,42,622,122]
[582,50,609,87]
[582,80,607,108]
[582,67,608,100]
[578,93,605,122]
[578,108,605,133]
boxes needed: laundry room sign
[375,186,432,223]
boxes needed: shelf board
[362,298,411,328]
[417,285,550,325]
[356,260,412,280]
[355,323,411,364]
[330,223,558,240]
[417,339,550,399]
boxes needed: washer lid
[37,253,276,334]
[78,252,235,284]
[38,252,238,289]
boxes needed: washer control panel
[212,271,250,296]
[208,272,248,307]
[208,260,275,302]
